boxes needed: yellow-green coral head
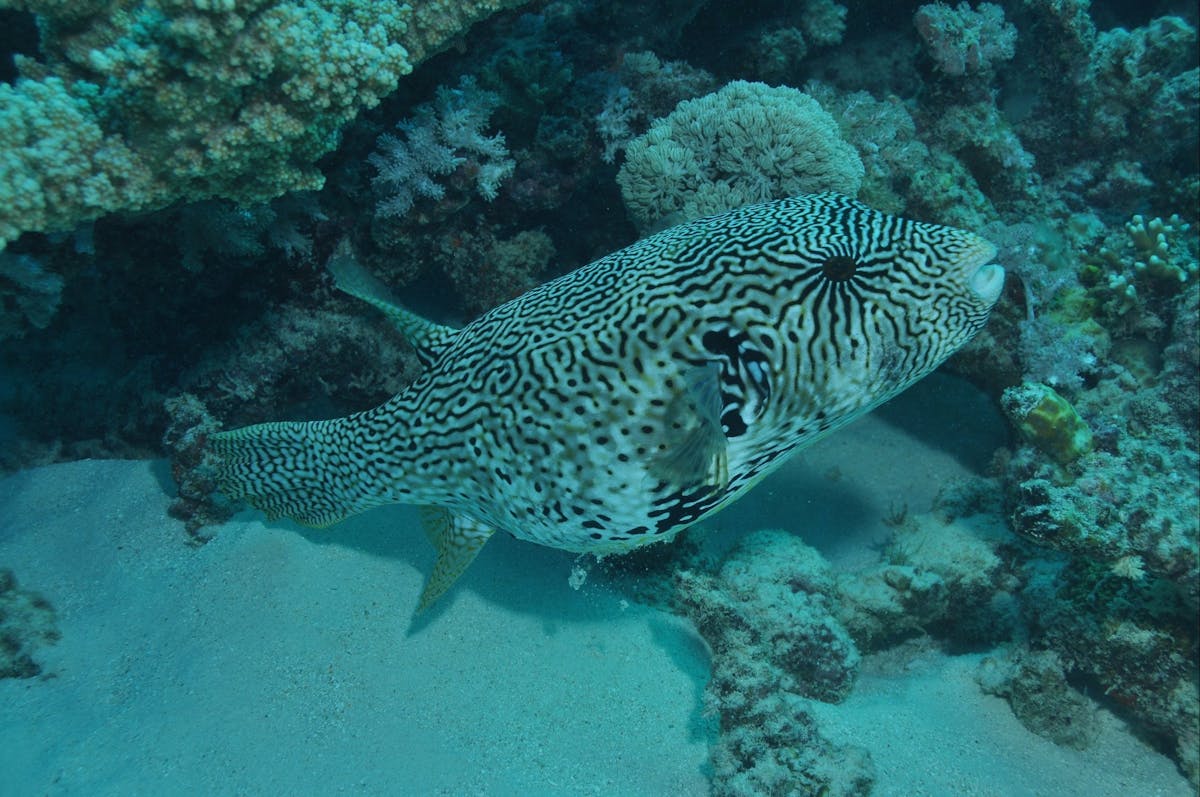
[1003,382,1094,464]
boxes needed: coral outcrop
[976,648,1098,749]
[0,0,529,250]
[616,80,863,231]
[674,530,874,796]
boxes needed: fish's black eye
[822,255,858,282]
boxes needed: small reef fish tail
[209,416,395,528]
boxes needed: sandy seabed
[0,377,1192,796]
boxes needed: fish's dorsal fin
[327,241,459,367]
[648,362,729,490]
[416,506,496,611]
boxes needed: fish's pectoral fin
[416,507,496,612]
[648,362,729,492]
[327,240,460,367]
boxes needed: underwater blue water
[1,0,1198,794]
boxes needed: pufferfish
[210,193,1004,609]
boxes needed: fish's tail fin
[209,416,393,527]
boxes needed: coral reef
[976,648,1098,749]
[370,76,514,218]
[1000,209,1199,601]
[798,0,847,48]
[640,446,1194,783]
[0,0,1196,788]
[914,2,1017,78]
[836,509,1018,652]
[674,530,874,796]
[1005,395,1199,599]
[658,505,1022,791]
[802,85,930,216]
[440,228,555,316]
[0,568,59,679]
[1020,554,1200,783]
[174,194,325,273]
[616,80,863,231]
[177,300,420,426]
[594,51,718,163]
[0,250,63,339]
[679,530,860,703]
[1012,4,1198,210]
[162,392,234,540]
[0,0,528,249]
[1085,17,1199,153]
[965,186,1198,786]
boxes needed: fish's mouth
[969,262,1005,304]
[960,238,1004,306]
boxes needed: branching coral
[1095,215,1197,301]
[1083,213,1198,340]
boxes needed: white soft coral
[369,76,514,217]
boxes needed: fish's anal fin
[648,362,729,491]
[327,240,460,367]
[416,507,496,612]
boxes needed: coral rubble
[0,568,59,679]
